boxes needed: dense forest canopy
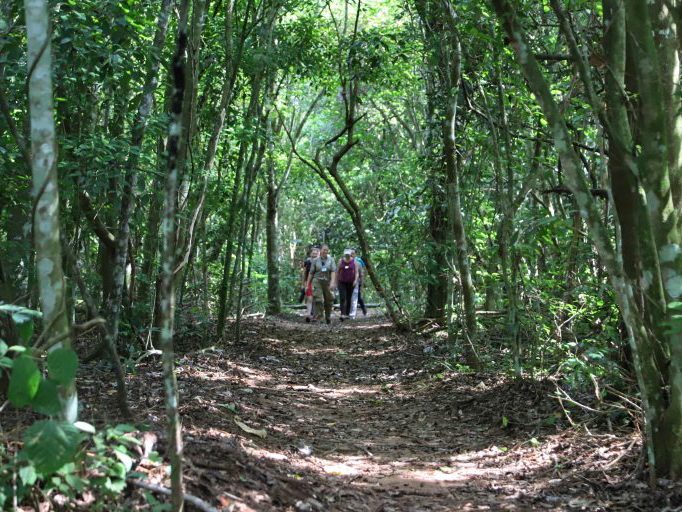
[2,0,682,508]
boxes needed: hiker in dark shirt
[337,249,358,320]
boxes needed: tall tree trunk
[24,0,77,422]
[265,154,281,314]
[216,74,264,335]
[492,0,682,479]
[104,0,172,418]
[422,77,448,320]
[159,1,190,507]
[415,0,477,341]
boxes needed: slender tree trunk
[176,0,207,210]
[138,143,166,308]
[104,0,172,417]
[228,138,266,314]
[265,146,281,314]
[493,0,682,479]
[235,188,261,343]
[159,2,190,507]
[24,0,77,422]
[415,0,476,341]
[216,75,264,335]
[215,157,244,335]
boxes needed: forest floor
[19,312,682,510]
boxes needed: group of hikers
[300,244,367,324]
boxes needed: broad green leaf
[0,357,13,369]
[112,423,136,435]
[47,348,78,386]
[19,465,38,486]
[31,379,61,416]
[22,420,83,474]
[0,340,7,357]
[8,355,41,407]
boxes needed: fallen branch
[127,479,227,511]
[553,385,603,414]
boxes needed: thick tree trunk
[624,0,682,478]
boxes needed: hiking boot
[325,317,331,324]
[305,316,311,323]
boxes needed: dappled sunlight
[273,382,380,398]
[102,316,655,510]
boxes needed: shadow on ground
[75,314,681,511]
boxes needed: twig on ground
[605,385,642,413]
[553,386,603,414]
[127,478,232,511]
[555,392,576,427]
[603,437,638,469]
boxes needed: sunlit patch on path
[78,315,678,511]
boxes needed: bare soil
[15,313,682,510]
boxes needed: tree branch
[78,188,116,250]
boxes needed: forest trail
[81,315,671,511]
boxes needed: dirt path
[80,314,680,510]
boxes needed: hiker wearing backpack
[337,249,358,321]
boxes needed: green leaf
[112,423,136,435]
[14,317,33,344]
[0,357,13,369]
[22,420,83,474]
[31,379,61,416]
[73,421,96,434]
[0,305,40,344]
[8,355,41,407]
[47,348,78,386]
[64,473,86,492]
[0,304,42,319]
[114,450,134,472]
[104,476,126,493]
[0,340,8,357]
[110,461,127,479]
[19,465,38,486]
